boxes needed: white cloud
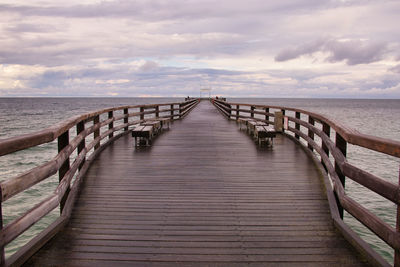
[95,79,130,85]
[0,0,399,97]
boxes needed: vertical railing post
[281,109,286,133]
[295,112,301,140]
[155,106,159,118]
[222,102,227,115]
[170,104,174,120]
[108,111,114,138]
[58,130,70,213]
[0,188,4,266]
[94,115,100,150]
[228,103,232,119]
[77,121,85,170]
[335,132,347,219]
[250,106,255,118]
[124,108,128,131]
[140,107,145,121]
[321,122,330,170]
[395,164,400,267]
[179,104,183,119]
[265,108,269,123]
[236,105,239,120]
[308,116,315,151]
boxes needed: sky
[0,0,400,98]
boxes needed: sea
[0,97,399,264]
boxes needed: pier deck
[26,101,368,266]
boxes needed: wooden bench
[159,118,171,129]
[132,118,171,147]
[141,121,162,135]
[146,118,171,129]
[131,125,154,146]
[238,119,277,147]
[254,125,276,147]
[237,118,255,130]
[247,120,268,135]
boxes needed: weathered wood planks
[25,101,369,266]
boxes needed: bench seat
[254,125,276,147]
[237,118,255,130]
[132,125,154,146]
[141,121,161,135]
[132,118,171,147]
[237,118,277,147]
[247,120,267,135]
[146,118,171,129]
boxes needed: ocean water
[0,97,399,263]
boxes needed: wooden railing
[212,98,400,267]
[0,98,199,266]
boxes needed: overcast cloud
[275,37,390,66]
[0,0,399,98]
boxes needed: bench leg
[267,137,274,147]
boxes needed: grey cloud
[2,0,390,68]
[1,0,400,98]
[4,61,400,98]
[31,70,70,88]
[0,0,329,20]
[324,39,387,65]
[194,68,244,75]
[139,61,159,72]
[275,38,387,65]
[27,66,129,90]
[389,64,400,73]
[6,23,56,33]
[0,20,246,66]
[0,46,93,66]
[25,63,249,95]
[274,38,326,62]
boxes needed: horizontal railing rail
[0,98,199,266]
[211,98,400,267]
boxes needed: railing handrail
[211,98,399,267]
[0,101,193,157]
[0,98,200,266]
[214,99,400,157]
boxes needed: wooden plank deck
[25,101,369,266]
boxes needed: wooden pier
[23,100,366,266]
[1,98,400,266]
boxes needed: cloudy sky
[0,0,399,98]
